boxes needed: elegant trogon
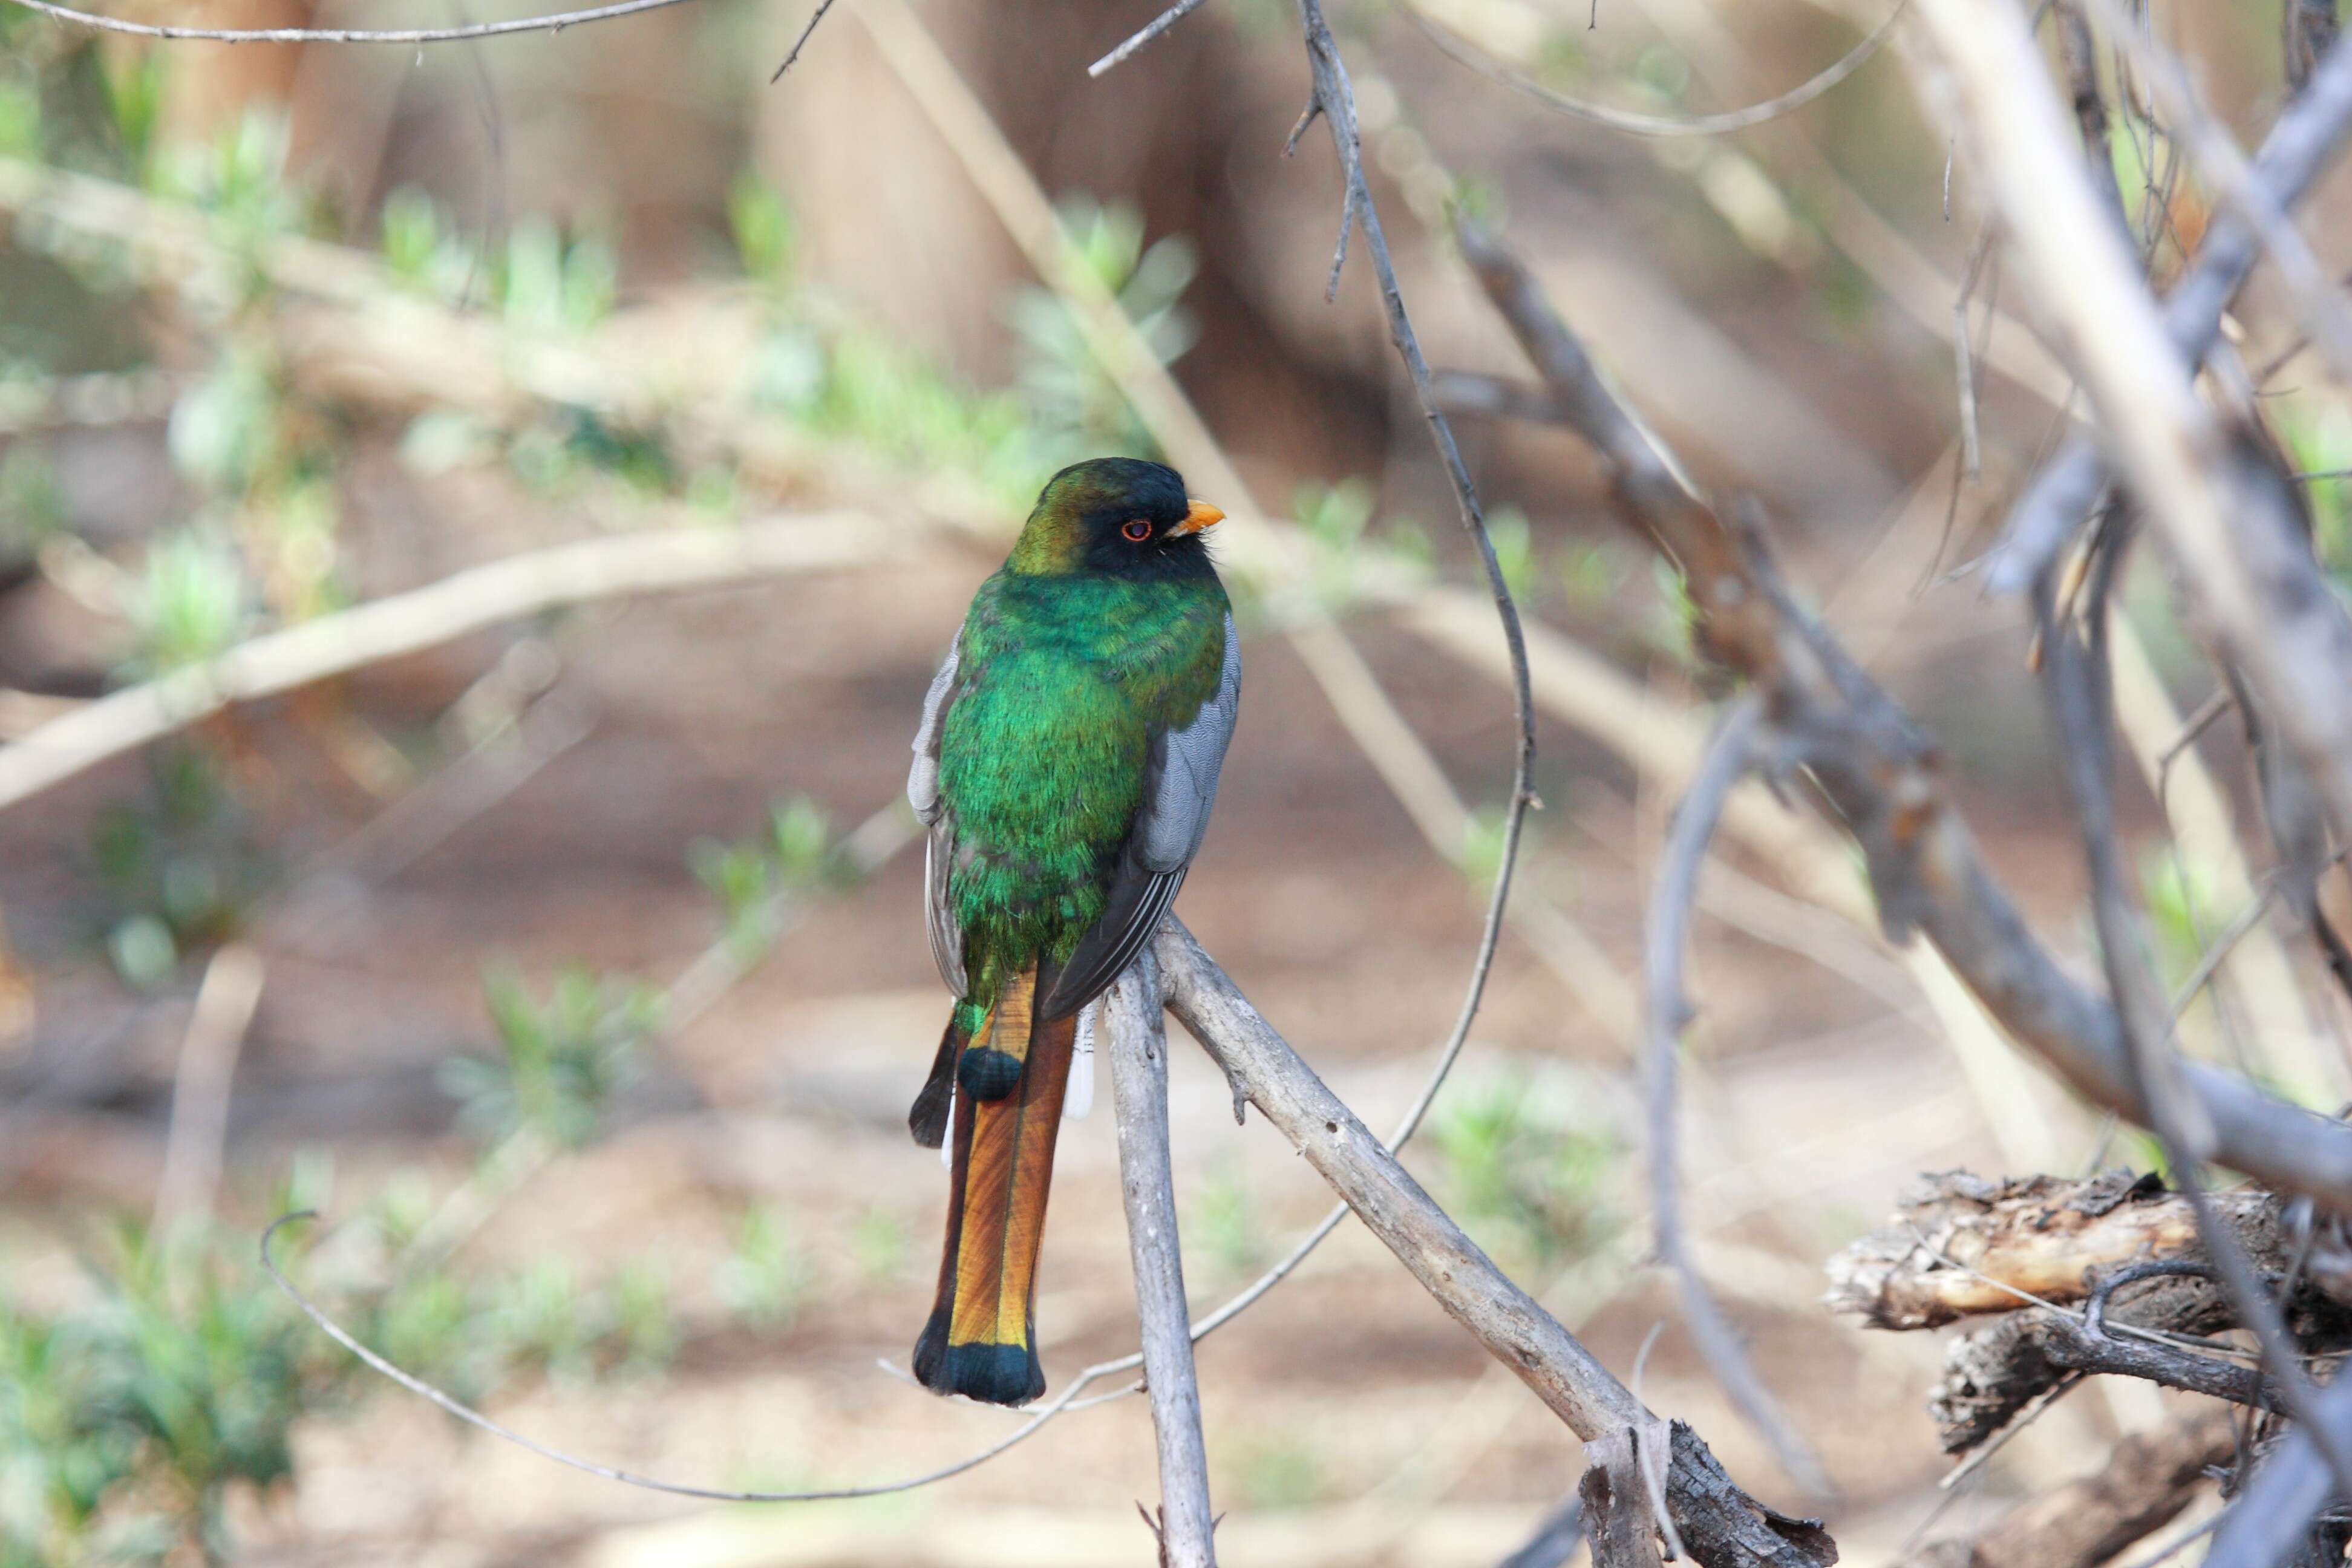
[905,456,1239,1406]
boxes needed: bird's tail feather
[913,961,1076,1406]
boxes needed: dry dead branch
[1824,1171,2278,1331]
[1918,1410,2236,1568]
[1104,949,1218,1568]
[1453,221,2352,1211]
[1154,918,1835,1568]
[1822,1169,2347,1456]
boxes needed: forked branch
[1155,918,1837,1568]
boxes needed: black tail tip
[956,1047,1024,1102]
[913,1315,1044,1406]
[908,1077,952,1148]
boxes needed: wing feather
[910,643,967,995]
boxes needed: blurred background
[1,0,2348,1561]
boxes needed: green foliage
[1558,538,1630,614]
[2140,852,2223,993]
[1298,477,1376,553]
[689,795,849,959]
[0,76,38,161]
[131,531,249,673]
[1184,1163,1267,1282]
[1293,477,1431,607]
[499,215,618,334]
[848,1207,910,1288]
[1457,800,1520,888]
[1429,1068,1615,1269]
[1008,195,1197,466]
[1632,44,1694,106]
[1227,1431,1323,1511]
[2272,396,2352,575]
[0,442,64,557]
[1483,505,1535,601]
[0,1227,327,1566]
[158,113,306,260]
[87,747,268,986]
[168,348,282,495]
[727,172,797,292]
[802,324,1040,497]
[0,1198,690,1566]
[476,1259,676,1385]
[716,1205,814,1328]
[99,49,166,186]
[444,965,661,1148]
[377,186,445,285]
[1648,554,1699,662]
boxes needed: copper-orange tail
[913,964,1077,1406]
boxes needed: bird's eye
[1120,519,1152,543]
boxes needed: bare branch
[0,512,896,813]
[1823,1171,2277,1331]
[1087,0,1207,77]
[768,0,841,82]
[1645,695,1833,1498]
[1909,3,2352,1316]
[1581,1428,1674,1568]
[2076,0,2352,386]
[2204,1370,2352,1568]
[1498,1497,1589,1568]
[1410,2,1903,139]
[1985,36,2352,595]
[1,0,701,44]
[1936,1411,2236,1568]
[1104,950,1218,1568]
[1456,221,2352,1211]
[1155,918,1837,1568]
[151,944,264,1233]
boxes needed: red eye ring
[1121,519,1152,542]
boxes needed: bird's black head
[1007,457,1224,580]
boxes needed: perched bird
[905,457,1238,1406]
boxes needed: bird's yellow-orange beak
[1172,499,1225,536]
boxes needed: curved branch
[1411,2,1903,139]
[0,513,894,813]
[261,1212,1106,1503]
[2,0,701,44]
[1645,696,1832,1498]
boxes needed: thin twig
[262,1212,1109,1502]
[1087,0,1207,77]
[1643,694,1834,1498]
[1105,949,1217,1568]
[1984,34,2352,595]
[2154,688,2233,776]
[1411,2,1903,139]
[2,0,699,44]
[2077,0,2352,386]
[768,0,841,82]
